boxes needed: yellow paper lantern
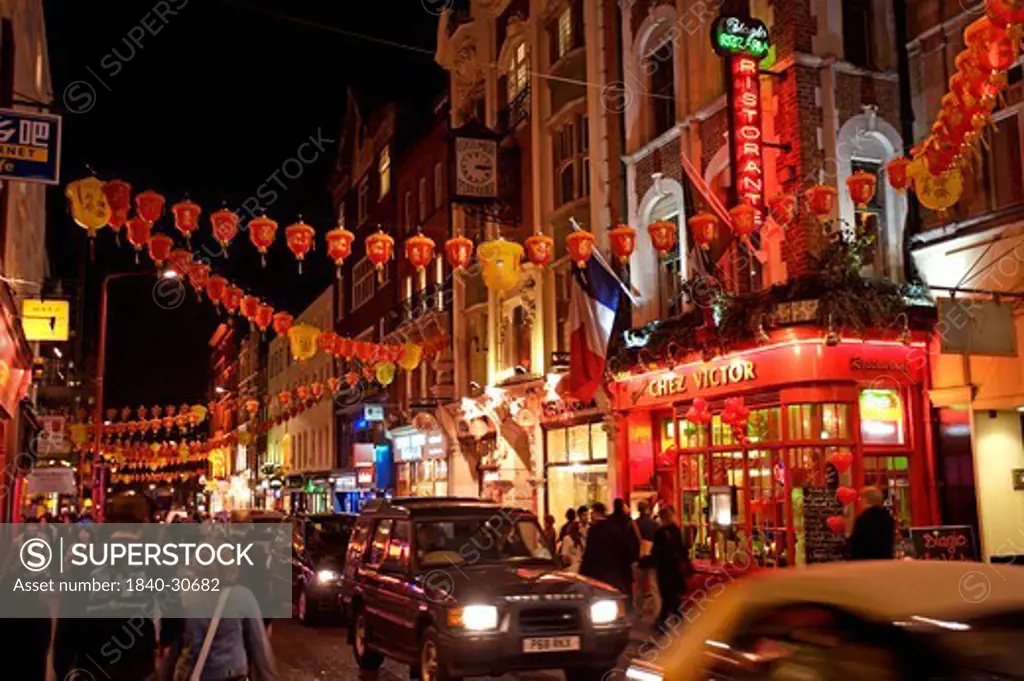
[238,431,253,446]
[66,177,112,238]
[911,160,963,212]
[287,323,321,362]
[69,423,90,448]
[375,361,396,386]
[190,404,208,424]
[398,343,423,371]
[477,238,524,294]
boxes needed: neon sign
[712,17,771,59]
[731,55,765,226]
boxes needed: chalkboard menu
[802,487,847,564]
[909,525,978,562]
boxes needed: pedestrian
[576,504,591,541]
[579,502,634,596]
[542,514,557,548]
[609,499,641,610]
[849,487,896,560]
[635,500,659,616]
[558,508,577,542]
[558,521,585,573]
[640,505,692,631]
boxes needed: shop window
[863,455,912,528]
[859,388,905,445]
[546,421,608,518]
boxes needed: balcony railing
[389,279,454,329]
[499,86,531,132]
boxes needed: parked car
[626,561,1024,681]
[341,497,631,681]
[291,512,357,625]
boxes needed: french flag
[568,257,621,402]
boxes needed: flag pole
[569,218,639,306]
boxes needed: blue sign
[0,108,62,185]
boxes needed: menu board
[909,525,978,562]
[802,487,847,564]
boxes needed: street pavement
[271,617,638,681]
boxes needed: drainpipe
[894,0,922,281]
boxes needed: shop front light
[447,604,499,631]
[316,569,338,583]
[590,598,625,625]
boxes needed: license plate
[522,636,581,653]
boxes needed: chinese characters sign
[0,109,62,184]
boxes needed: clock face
[455,138,498,198]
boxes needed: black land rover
[341,497,631,681]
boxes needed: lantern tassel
[298,261,303,275]
[261,254,267,268]
[336,267,341,280]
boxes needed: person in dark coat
[558,508,577,543]
[579,502,633,595]
[849,487,896,560]
[640,505,691,630]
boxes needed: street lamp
[92,269,181,518]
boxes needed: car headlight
[626,664,663,681]
[447,604,499,631]
[590,599,625,624]
[316,569,338,583]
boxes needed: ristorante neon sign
[732,54,765,225]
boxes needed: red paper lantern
[366,230,395,279]
[126,216,152,254]
[272,311,293,336]
[345,372,360,388]
[147,234,174,266]
[988,0,1024,27]
[102,180,132,233]
[327,376,341,395]
[311,382,324,400]
[256,304,274,332]
[245,399,260,415]
[688,212,718,250]
[135,190,165,223]
[728,204,759,238]
[523,234,554,267]
[171,199,201,245]
[608,225,637,265]
[318,331,338,354]
[405,232,436,272]
[336,337,354,359]
[210,209,240,250]
[965,17,1018,73]
[206,275,228,306]
[248,216,278,266]
[285,220,316,273]
[240,295,261,323]
[168,248,193,278]
[278,390,292,407]
[325,225,355,277]
[767,194,797,228]
[647,220,677,257]
[566,230,595,268]
[187,262,211,298]
[445,235,474,270]
[845,170,878,208]
[222,286,243,314]
[886,158,913,192]
[805,184,837,221]
[296,385,310,402]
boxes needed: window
[433,162,444,210]
[378,146,391,198]
[984,109,1024,211]
[366,519,393,567]
[352,257,375,310]
[358,178,369,224]
[545,422,609,522]
[507,42,530,101]
[851,159,886,274]
[556,7,573,59]
[418,177,428,223]
[648,40,676,138]
[552,113,589,207]
[859,388,905,445]
[842,0,873,69]
[403,191,413,232]
[649,196,683,317]
[386,521,411,570]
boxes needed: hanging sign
[363,404,385,422]
[711,16,771,59]
[21,299,70,341]
[0,109,62,184]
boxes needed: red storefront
[611,329,937,567]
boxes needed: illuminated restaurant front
[611,332,936,567]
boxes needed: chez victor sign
[646,360,758,400]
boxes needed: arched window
[636,8,677,142]
[635,176,687,325]
[836,112,906,281]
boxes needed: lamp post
[92,268,180,518]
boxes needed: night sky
[43,1,445,409]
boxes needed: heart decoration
[826,516,847,534]
[836,486,858,506]
[749,499,763,516]
[829,451,853,474]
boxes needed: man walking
[580,502,633,596]
[849,487,896,560]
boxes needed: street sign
[938,298,1017,356]
[21,299,70,342]
[25,467,75,495]
[0,108,62,185]
[37,415,69,455]
[363,404,385,422]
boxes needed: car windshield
[415,515,553,567]
[308,518,354,552]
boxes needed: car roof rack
[361,496,501,514]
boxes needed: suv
[341,497,630,681]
